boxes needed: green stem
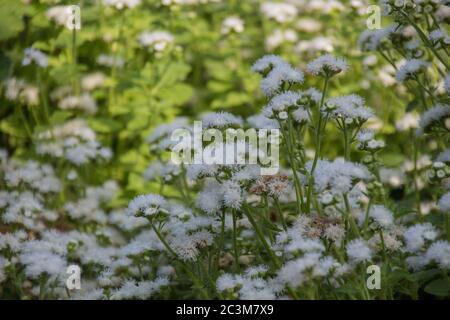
[445,212,450,242]
[39,275,47,300]
[343,122,351,161]
[411,131,422,216]
[273,198,287,230]
[150,223,209,299]
[232,209,240,271]
[19,105,33,139]
[242,204,279,267]
[37,69,50,123]
[343,194,360,237]
[216,210,226,270]
[399,10,449,70]
[311,76,329,172]
[307,76,330,214]
[279,117,303,212]
[72,27,79,95]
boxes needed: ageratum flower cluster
[0,0,449,300]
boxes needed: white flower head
[417,104,450,135]
[425,241,450,269]
[252,55,304,97]
[138,31,174,52]
[325,95,373,122]
[396,59,429,82]
[369,205,394,228]
[127,194,168,218]
[396,112,419,132]
[444,74,450,94]
[438,192,450,213]
[103,0,141,9]
[22,48,48,68]
[346,238,372,263]
[222,181,245,210]
[262,91,303,118]
[46,6,73,26]
[404,223,437,253]
[309,159,371,194]
[201,112,243,129]
[428,29,450,47]
[221,16,244,34]
[306,54,348,77]
[261,2,297,23]
[358,25,397,51]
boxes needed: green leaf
[153,61,191,90]
[157,83,193,106]
[50,64,87,84]
[212,92,250,109]
[49,111,73,125]
[88,118,122,133]
[0,114,27,138]
[424,278,450,297]
[207,80,232,93]
[380,152,404,167]
[0,52,12,81]
[387,269,411,284]
[0,0,25,41]
[406,99,420,112]
[410,268,441,284]
[205,60,233,81]
[127,112,150,131]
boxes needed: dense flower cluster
[0,0,449,300]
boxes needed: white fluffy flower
[292,107,309,123]
[403,223,437,253]
[19,239,68,280]
[138,31,174,51]
[309,159,371,194]
[428,29,450,46]
[103,0,141,9]
[46,6,73,26]
[438,192,450,213]
[97,54,125,68]
[58,94,98,114]
[266,29,298,51]
[22,48,48,68]
[358,25,396,51]
[346,238,372,263]
[325,94,373,122]
[369,205,394,228]
[296,37,333,55]
[356,129,374,143]
[201,112,243,128]
[261,2,297,23]
[147,117,189,144]
[221,16,244,34]
[111,277,169,299]
[222,181,245,209]
[217,273,244,292]
[81,72,106,91]
[127,194,168,217]
[417,104,450,135]
[424,241,450,269]
[247,113,279,129]
[252,55,304,97]
[396,112,420,131]
[444,74,450,94]
[437,149,450,163]
[306,54,348,76]
[262,91,302,117]
[196,180,224,214]
[396,59,429,82]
